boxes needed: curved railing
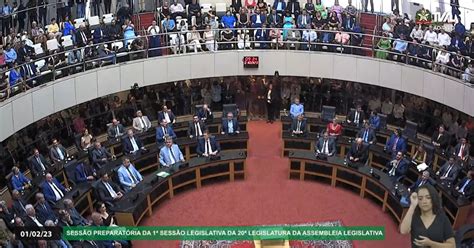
[1,27,472,102]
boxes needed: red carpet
[134,121,414,247]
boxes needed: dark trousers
[2,16,11,34]
[266,102,275,121]
[391,0,399,11]
[93,2,101,16]
[104,0,112,13]
[39,8,47,25]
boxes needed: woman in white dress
[187,26,203,52]
[204,25,217,52]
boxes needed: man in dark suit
[267,8,281,27]
[356,121,377,145]
[408,170,436,193]
[286,0,301,18]
[386,151,409,182]
[41,173,69,204]
[91,141,115,168]
[255,24,270,48]
[197,130,221,157]
[291,114,306,136]
[384,129,407,156]
[346,138,368,168]
[63,198,89,226]
[24,204,44,227]
[156,120,177,145]
[453,137,470,163]
[453,169,474,200]
[34,193,57,224]
[347,105,365,127]
[11,189,28,217]
[197,104,213,122]
[158,105,176,125]
[107,118,125,139]
[74,162,97,183]
[316,131,336,157]
[436,157,460,185]
[122,129,146,154]
[188,115,206,139]
[265,83,278,123]
[75,24,91,47]
[221,112,240,135]
[431,125,449,150]
[49,139,69,163]
[95,172,124,207]
[30,148,52,176]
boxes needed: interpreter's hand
[413,236,433,247]
[410,192,418,208]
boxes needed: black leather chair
[321,105,336,122]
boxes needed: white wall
[0,50,473,141]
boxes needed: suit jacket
[251,14,267,27]
[273,0,286,10]
[347,110,365,126]
[196,137,221,156]
[122,135,144,154]
[11,172,30,191]
[155,126,177,143]
[132,116,152,132]
[385,134,407,154]
[29,154,51,176]
[266,13,281,26]
[74,163,96,183]
[197,108,213,121]
[69,207,88,226]
[24,215,44,227]
[409,177,436,192]
[75,30,90,47]
[35,202,57,224]
[316,137,336,155]
[12,199,28,217]
[117,164,143,192]
[347,143,369,164]
[357,128,377,144]
[286,1,300,14]
[297,14,311,28]
[290,118,307,133]
[188,120,206,137]
[255,28,269,41]
[91,147,112,168]
[265,88,278,105]
[158,110,176,124]
[20,62,37,79]
[41,179,66,203]
[453,143,470,160]
[438,162,460,182]
[386,158,409,178]
[49,145,68,162]
[456,178,474,198]
[107,124,125,139]
[96,180,122,204]
[222,118,240,134]
[159,144,184,167]
[431,131,449,150]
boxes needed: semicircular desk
[281,115,471,230]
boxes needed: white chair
[88,16,100,27]
[46,39,59,51]
[74,18,85,29]
[103,13,114,24]
[34,59,46,71]
[201,3,213,13]
[61,35,74,48]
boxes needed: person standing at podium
[159,138,185,167]
[117,157,143,192]
[400,184,455,248]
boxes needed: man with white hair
[24,204,43,227]
[408,170,435,192]
[132,110,152,133]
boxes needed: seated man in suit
[356,121,377,145]
[159,137,185,167]
[316,131,336,157]
[91,141,115,169]
[49,139,69,163]
[63,198,89,226]
[122,129,146,155]
[188,115,206,139]
[41,173,69,204]
[24,204,44,227]
[197,130,221,157]
[107,118,125,139]
[118,157,143,192]
[197,104,213,122]
[453,169,473,201]
[408,170,436,193]
[10,166,32,192]
[289,98,304,119]
[74,162,97,184]
[386,151,409,182]
[132,110,152,133]
[11,190,28,217]
[221,112,240,135]
[431,125,449,150]
[436,156,460,186]
[30,148,51,176]
[156,120,177,145]
[384,129,407,156]
[347,105,365,127]
[291,114,306,136]
[96,172,124,207]
[34,192,57,224]
[158,105,176,126]
[346,138,368,168]
[453,137,470,165]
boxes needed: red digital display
[243,56,259,68]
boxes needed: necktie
[104,182,117,198]
[130,138,139,152]
[57,147,64,160]
[81,31,86,43]
[140,117,146,129]
[42,203,47,211]
[323,140,328,154]
[392,137,399,151]
[459,179,471,193]
[37,156,46,171]
[126,166,137,184]
[206,140,213,155]
[355,112,359,124]
[444,165,453,178]
[163,127,168,136]
[419,180,426,187]
[115,126,120,137]
[458,145,465,158]
[50,182,64,200]
[169,147,177,164]
[195,123,202,136]
[363,130,369,142]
